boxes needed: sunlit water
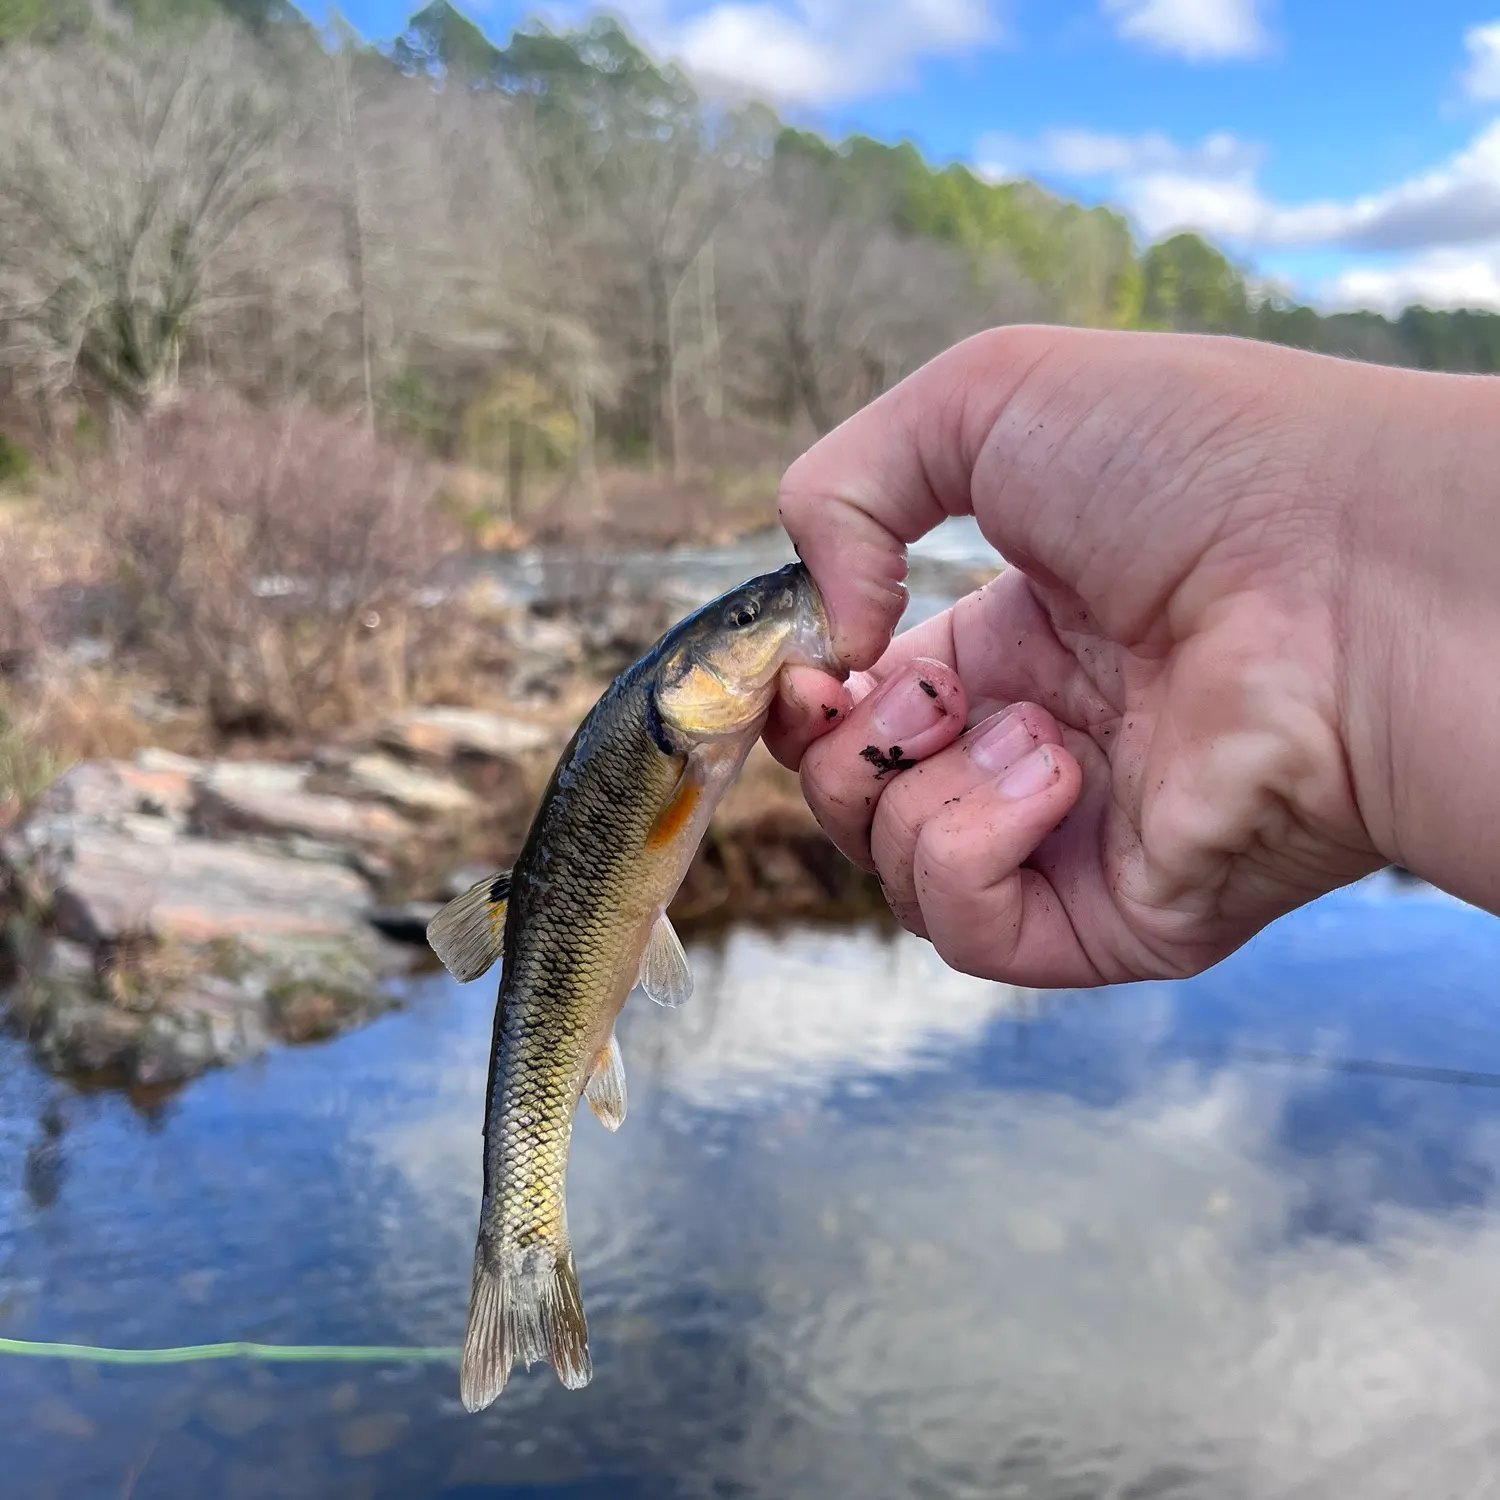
[5,872,1500,1496]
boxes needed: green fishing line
[0,1336,459,1365]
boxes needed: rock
[442,864,494,900]
[376,707,553,764]
[0,695,869,1089]
[43,938,95,979]
[191,762,413,854]
[508,613,585,662]
[1,752,413,1085]
[336,1412,408,1459]
[196,761,306,798]
[340,754,476,819]
[135,747,207,778]
[368,902,441,944]
[28,993,143,1074]
[203,1388,274,1438]
[11,757,195,834]
[43,831,374,947]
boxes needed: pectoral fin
[639,911,693,1008]
[426,870,511,983]
[583,1033,627,1131]
[646,763,704,852]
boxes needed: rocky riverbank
[0,703,878,1087]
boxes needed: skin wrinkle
[1027,584,1125,733]
[956,334,1060,500]
[770,327,1500,991]
[871,702,1050,914]
[1117,601,1374,936]
[1328,364,1500,894]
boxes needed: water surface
[5,872,1500,1496]
[474,514,995,634]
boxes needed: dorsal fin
[426,871,510,983]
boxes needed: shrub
[92,389,458,736]
[0,435,31,486]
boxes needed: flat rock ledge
[0,708,555,1087]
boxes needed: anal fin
[583,1033,627,1131]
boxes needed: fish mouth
[784,562,843,678]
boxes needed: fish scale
[423,562,836,1411]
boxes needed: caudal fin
[459,1247,592,1411]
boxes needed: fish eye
[728,599,759,629]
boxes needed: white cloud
[1124,121,1500,253]
[984,117,1500,308]
[1103,0,1269,60]
[977,126,1260,181]
[1462,21,1500,102]
[1325,252,1500,314]
[613,0,999,106]
[640,923,1032,1108]
[374,941,1500,1498]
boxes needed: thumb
[778,325,1310,671]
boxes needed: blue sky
[304,0,1500,311]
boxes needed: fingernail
[968,709,1035,772]
[870,669,945,741]
[997,746,1058,800]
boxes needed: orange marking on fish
[646,774,702,851]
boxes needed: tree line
[2,0,1497,506]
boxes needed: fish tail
[460,1244,592,1411]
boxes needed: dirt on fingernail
[860,744,919,778]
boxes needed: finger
[780,325,1309,672]
[767,604,964,771]
[778,325,1065,671]
[799,659,967,870]
[913,746,1098,989]
[868,703,1065,936]
[764,665,857,769]
[819,571,1118,736]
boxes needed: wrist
[1338,362,1500,908]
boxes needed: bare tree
[0,27,290,411]
[724,158,976,435]
[494,23,755,470]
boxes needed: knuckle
[913,815,987,893]
[928,920,1013,983]
[868,778,930,872]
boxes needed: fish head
[653,562,837,741]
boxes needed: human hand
[767,326,1500,987]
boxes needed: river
[7,522,1500,1497]
[5,872,1500,1497]
[471,515,997,634]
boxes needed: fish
[424,561,837,1411]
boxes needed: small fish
[426,562,837,1411]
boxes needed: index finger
[777,326,1055,671]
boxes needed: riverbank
[0,697,884,1088]
[0,466,996,1088]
